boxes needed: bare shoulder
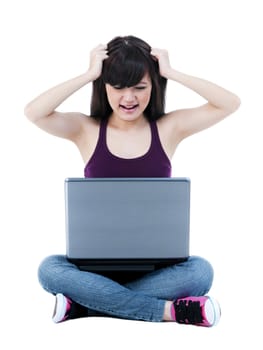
[155,104,223,159]
[78,113,100,139]
[156,111,183,159]
[72,113,101,148]
[156,110,182,140]
[73,114,101,163]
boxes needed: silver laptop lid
[65,178,190,263]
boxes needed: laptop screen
[65,177,190,270]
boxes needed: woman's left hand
[151,48,173,79]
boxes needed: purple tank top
[84,119,172,178]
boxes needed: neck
[108,114,148,131]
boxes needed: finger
[150,49,159,61]
[92,44,108,55]
[95,43,107,49]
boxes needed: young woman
[25,35,240,326]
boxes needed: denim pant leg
[124,256,214,300]
[38,255,165,322]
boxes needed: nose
[122,88,136,102]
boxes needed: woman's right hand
[87,44,108,81]
[24,44,109,139]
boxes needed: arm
[151,49,241,140]
[24,44,108,141]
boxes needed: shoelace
[174,300,203,324]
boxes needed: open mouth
[119,104,139,112]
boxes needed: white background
[1,0,262,348]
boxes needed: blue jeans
[38,255,213,322]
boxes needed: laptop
[65,177,190,273]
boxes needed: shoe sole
[52,293,68,323]
[205,297,221,326]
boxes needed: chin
[119,111,145,121]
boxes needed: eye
[112,85,123,90]
[135,86,147,90]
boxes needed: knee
[37,254,68,292]
[38,254,65,275]
[188,256,214,294]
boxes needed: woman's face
[105,73,152,122]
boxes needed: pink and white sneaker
[173,296,221,327]
[52,294,73,323]
[52,293,102,323]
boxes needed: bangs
[102,49,149,88]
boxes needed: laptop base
[68,258,188,272]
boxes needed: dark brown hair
[90,36,167,121]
